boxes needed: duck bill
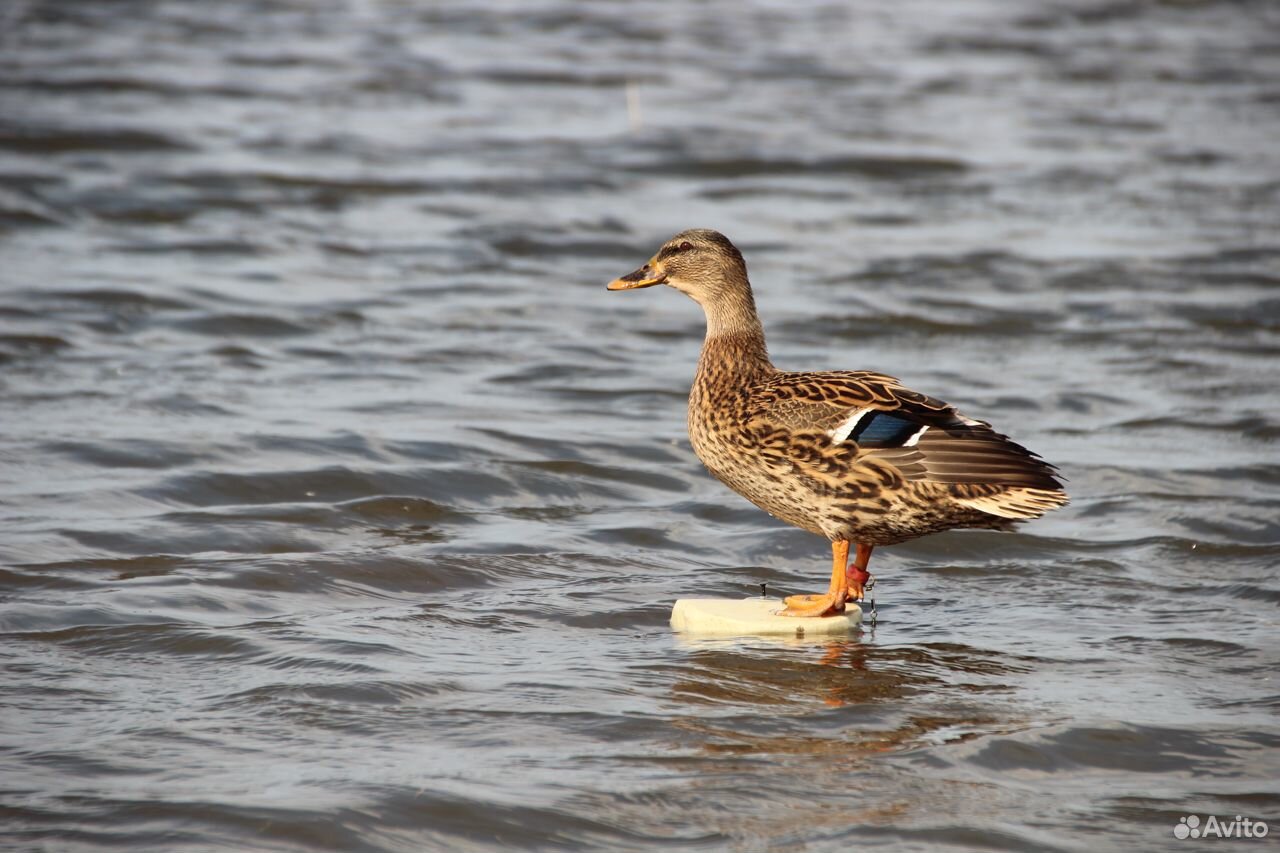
[607,261,667,290]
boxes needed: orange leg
[781,540,849,618]
[846,543,874,602]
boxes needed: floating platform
[670,597,861,637]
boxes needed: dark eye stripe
[657,241,693,260]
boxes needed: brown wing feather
[892,428,1064,490]
[751,370,1065,492]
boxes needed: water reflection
[669,637,1029,759]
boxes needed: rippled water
[2,1,1278,851]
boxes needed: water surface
[2,1,1278,851]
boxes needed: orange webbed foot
[780,540,851,618]
[780,592,846,618]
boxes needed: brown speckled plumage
[607,228,1067,615]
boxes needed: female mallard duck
[607,229,1067,618]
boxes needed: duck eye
[659,240,695,261]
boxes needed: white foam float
[670,597,861,637]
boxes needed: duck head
[606,229,749,305]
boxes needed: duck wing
[748,370,1065,495]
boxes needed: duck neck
[696,287,773,382]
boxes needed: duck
[607,229,1067,618]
